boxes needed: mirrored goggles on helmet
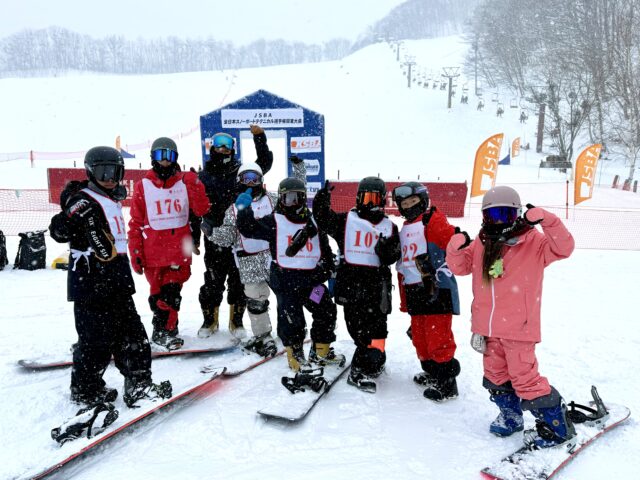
[358,191,383,206]
[393,185,425,202]
[281,191,305,207]
[482,206,520,224]
[151,148,179,163]
[93,163,124,183]
[238,170,263,186]
[212,133,234,150]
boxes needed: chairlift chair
[491,92,499,103]
[510,98,518,108]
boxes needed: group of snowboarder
[49,126,578,450]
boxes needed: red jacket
[128,169,210,267]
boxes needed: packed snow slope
[1,36,638,480]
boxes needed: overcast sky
[1,0,406,44]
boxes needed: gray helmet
[481,186,522,210]
[151,137,178,153]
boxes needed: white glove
[470,333,486,354]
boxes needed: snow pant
[411,313,456,363]
[71,296,151,395]
[145,265,191,333]
[199,239,245,313]
[343,301,388,377]
[482,337,551,401]
[244,281,272,337]
[273,283,337,347]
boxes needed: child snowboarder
[49,146,171,408]
[128,137,211,350]
[446,186,576,448]
[392,182,461,402]
[236,177,343,371]
[313,177,400,393]
[207,155,306,355]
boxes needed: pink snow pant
[483,337,551,401]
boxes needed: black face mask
[152,161,179,180]
[480,217,531,243]
[356,205,385,224]
[208,150,240,175]
[400,202,425,222]
[88,180,127,202]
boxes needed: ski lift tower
[403,55,416,88]
[441,67,460,109]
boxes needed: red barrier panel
[47,168,148,206]
[328,181,468,217]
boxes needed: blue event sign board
[200,89,325,198]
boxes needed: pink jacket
[446,210,574,342]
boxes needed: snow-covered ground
[1,36,639,480]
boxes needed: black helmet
[208,132,240,176]
[150,137,179,180]
[277,177,308,221]
[84,146,127,200]
[392,182,429,221]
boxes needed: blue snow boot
[522,387,576,449]
[489,390,524,437]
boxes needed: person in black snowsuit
[49,146,171,408]
[313,177,400,392]
[192,125,274,337]
[236,177,344,371]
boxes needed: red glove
[524,204,544,226]
[131,249,145,275]
[449,227,471,250]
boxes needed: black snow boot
[423,358,460,402]
[347,367,377,393]
[123,375,173,408]
[70,385,118,406]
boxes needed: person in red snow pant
[392,182,461,403]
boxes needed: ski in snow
[26,367,226,480]
[257,361,351,422]
[18,337,240,371]
[481,386,631,480]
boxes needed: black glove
[289,155,304,165]
[200,217,214,237]
[60,180,85,207]
[312,180,333,211]
[414,252,438,301]
[285,221,318,257]
[374,233,395,258]
[49,212,72,242]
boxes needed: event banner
[512,137,520,158]
[470,133,503,197]
[574,144,602,205]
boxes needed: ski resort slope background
[1,36,639,480]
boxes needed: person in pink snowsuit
[446,186,576,448]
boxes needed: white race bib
[343,211,393,267]
[82,188,127,254]
[396,221,427,285]
[234,195,272,254]
[142,178,189,231]
[274,213,321,270]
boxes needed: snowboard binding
[281,366,327,394]
[567,385,610,427]
[51,402,119,445]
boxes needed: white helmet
[481,186,522,210]
[238,162,263,177]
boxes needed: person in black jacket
[49,146,171,408]
[313,177,400,393]
[236,177,344,371]
[193,125,274,338]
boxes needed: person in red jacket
[446,186,576,449]
[128,137,211,350]
[392,182,461,402]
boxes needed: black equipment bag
[13,230,47,270]
[0,230,8,270]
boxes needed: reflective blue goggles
[239,171,263,186]
[151,148,179,163]
[482,206,519,224]
[212,133,234,150]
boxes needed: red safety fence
[1,183,639,251]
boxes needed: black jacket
[49,181,135,302]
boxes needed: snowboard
[257,361,351,422]
[18,337,240,371]
[481,387,630,480]
[27,367,226,480]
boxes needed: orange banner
[512,137,520,158]
[471,133,503,197]
[115,135,121,150]
[574,144,602,205]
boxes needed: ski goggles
[93,163,124,183]
[151,148,179,163]
[392,185,426,202]
[281,191,305,206]
[482,206,520,224]
[211,133,234,150]
[357,191,383,206]
[238,170,263,186]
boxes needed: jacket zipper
[488,280,496,337]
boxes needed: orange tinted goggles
[359,191,383,206]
